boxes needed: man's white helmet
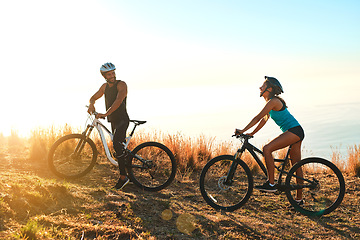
[100,62,116,73]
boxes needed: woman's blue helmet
[264,76,283,94]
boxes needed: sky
[0,0,359,156]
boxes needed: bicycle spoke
[49,134,97,179]
[285,158,345,216]
[128,142,176,191]
[199,156,253,211]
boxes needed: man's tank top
[269,104,300,132]
[104,80,129,122]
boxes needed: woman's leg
[289,140,303,200]
[263,131,300,184]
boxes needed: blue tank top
[269,107,300,132]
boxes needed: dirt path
[0,151,359,239]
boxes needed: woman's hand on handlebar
[234,128,253,137]
[234,128,244,136]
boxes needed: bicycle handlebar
[232,134,254,140]
[85,105,100,117]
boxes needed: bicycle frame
[233,136,294,186]
[81,109,146,167]
[82,114,133,166]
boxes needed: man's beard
[106,76,116,83]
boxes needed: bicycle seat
[130,120,147,125]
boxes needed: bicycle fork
[223,150,243,186]
[73,124,94,156]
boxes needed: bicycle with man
[48,107,177,192]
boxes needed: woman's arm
[248,114,269,136]
[236,99,277,134]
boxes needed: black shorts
[288,125,305,141]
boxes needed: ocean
[140,97,360,161]
[10,86,358,162]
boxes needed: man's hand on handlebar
[86,105,103,118]
[87,104,95,114]
[96,113,106,119]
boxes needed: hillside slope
[0,148,359,239]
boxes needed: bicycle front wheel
[48,134,98,179]
[199,155,253,212]
[285,157,345,216]
[127,142,177,191]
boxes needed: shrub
[8,129,24,153]
[24,124,360,176]
[348,144,360,177]
[28,124,75,163]
[17,220,42,240]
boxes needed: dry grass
[7,129,24,153]
[0,126,359,239]
[8,125,360,177]
[28,124,75,162]
[348,144,360,177]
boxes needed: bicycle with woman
[199,76,345,216]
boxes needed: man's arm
[88,83,106,114]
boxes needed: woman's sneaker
[255,180,277,192]
[288,199,304,211]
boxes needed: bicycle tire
[285,157,345,216]
[199,155,253,212]
[48,134,98,179]
[127,142,177,191]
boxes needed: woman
[235,76,304,202]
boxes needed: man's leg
[111,120,130,189]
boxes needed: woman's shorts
[287,125,305,141]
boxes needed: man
[88,62,130,190]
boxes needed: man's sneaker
[114,176,130,190]
[255,180,277,192]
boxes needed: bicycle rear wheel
[48,134,98,179]
[127,142,176,191]
[199,155,253,212]
[285,157,345,216]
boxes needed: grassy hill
[0,129,359,239]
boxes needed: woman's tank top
[269,103,300,132]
